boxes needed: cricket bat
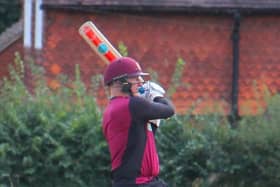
[78,21,122,64]
[79,21,162,127]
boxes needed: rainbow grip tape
[79,21,122,64]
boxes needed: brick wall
[239,16,280,114]
[0,39,23,78]
[15,10,280,115]
[43,11,235,113]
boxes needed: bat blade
[79,21,122,64]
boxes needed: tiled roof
[42,0,280,9]
[0,19,23,53]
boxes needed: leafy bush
[0,53,110,187]
[157,95,280,187]
[1,53,280,187]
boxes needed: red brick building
[1,0,280,121]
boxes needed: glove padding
[140,81,165,101]
[149,119,161,127]
[139,81,165,127]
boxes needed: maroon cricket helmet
[103,57,149,85]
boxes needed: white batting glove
[139,81,165,127]
[149,119,161,128]
[139,81,165,101]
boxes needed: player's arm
[130,96,175,121]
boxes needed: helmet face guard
[104,57,149,85]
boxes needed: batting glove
[139,81,166,128]
[149,119,161,128]
[139,81,166,101]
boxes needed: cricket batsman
[102,57,175,187]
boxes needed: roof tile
[42,0,280,9]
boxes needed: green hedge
[0,54,110,187]
[0,53,280,187]
[157,102,280,187]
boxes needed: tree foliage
[0,0,21,34]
